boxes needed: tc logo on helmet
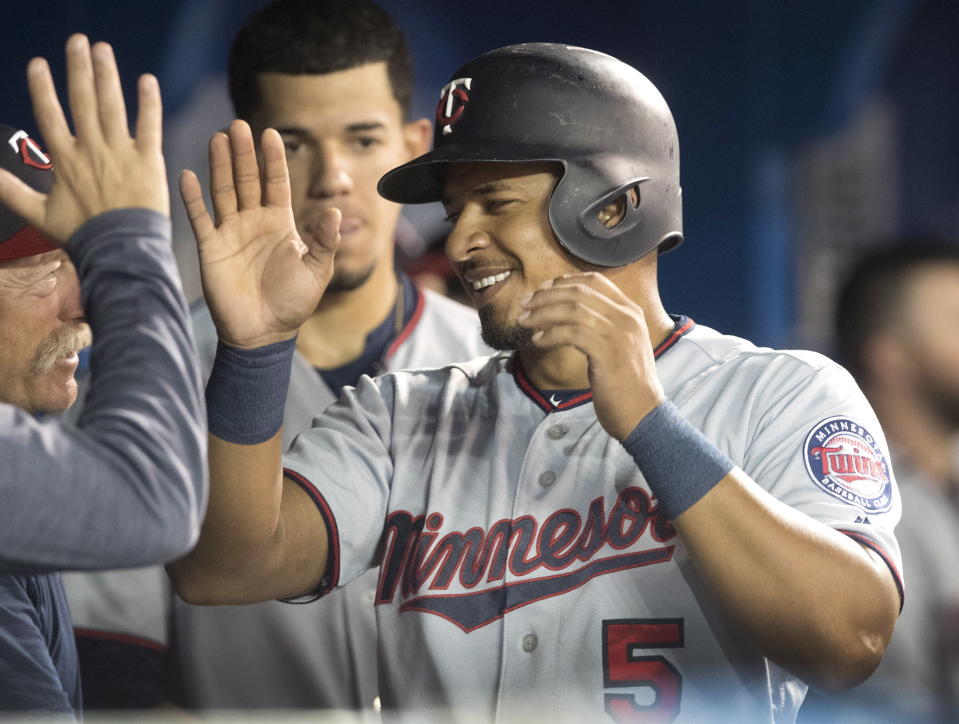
[436,78,472,136]
[6,129,52,170]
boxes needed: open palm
[181,120,339,349]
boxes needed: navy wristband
[206,337,296,444]
[622,400,735,519]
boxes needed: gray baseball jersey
[282,318,903,723]
[63,282,491,710]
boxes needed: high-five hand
[0,34,168,242]
[518,272,666,440]
[181,119,340,349]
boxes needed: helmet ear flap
[549,169,654,267]
[580,179,647,239]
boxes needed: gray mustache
[30,324,93,375]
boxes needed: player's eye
[442,211,461,225]
[351,136,382,151]
[486,199,517,214]
[31,272,58,297]
[281,137,306,155]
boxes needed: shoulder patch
[803,416,893,513]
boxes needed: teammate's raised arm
[0,34,205,572]
[0,34,208,716]
[169,120,338,603]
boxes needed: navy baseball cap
[0,123,58,261]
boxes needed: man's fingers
[0,169,47,230]
[26,58,71,153]
[304,207,341,275]
[64,34,102,143]
[179,170,215,246]
[529,322,598,354]
[550,272,631,304]
[91,42,129,141]
[208,132,238,226]
[521,282,615,318]
[519,300,610,335]
[134,74,162,152]
[260,129,292,209]
[227,120,261,211]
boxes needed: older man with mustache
[0,35,205,715]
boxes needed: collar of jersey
[512,314,695,413]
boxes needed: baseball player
[171,44,903,722]
[63,0,490,711]
[0,35,204,714]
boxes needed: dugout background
[1,0,956,354]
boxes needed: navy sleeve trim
[74,627,166,653]
[281,468,341,603]
[838,529,904,612]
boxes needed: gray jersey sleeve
[735,356,903,599]
[283,373,398,593]
[0,208,206,573]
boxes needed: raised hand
[518,272,666,440]
[181,120,339,349]
[0,34,168,242]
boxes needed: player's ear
[403,118,432,160]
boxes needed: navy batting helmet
[378,43,683,267]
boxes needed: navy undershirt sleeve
[0,574,79,714]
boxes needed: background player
[63,0,490,711]
[0,35,204,714]
[171,43,902,721]
[801,242,959,723]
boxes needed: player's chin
[478,306,535,351]
[32,376,79,414]
[327,260,377,294]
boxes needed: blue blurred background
[2,0,956,352]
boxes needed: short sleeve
[739,360,903,603]
[282,374,396,595]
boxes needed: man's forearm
[0,209,206,572]
[674,470,900,692]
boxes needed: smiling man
[171,43,902,722]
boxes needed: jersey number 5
[602,618,683,723]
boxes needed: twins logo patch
[803,416,892,513]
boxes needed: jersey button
[547,424,568,440]
[539,470,556,487]
[522,633,538,653]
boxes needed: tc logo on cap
[0,124,57,259]
[7,129,52,170]
[436,78,471,136]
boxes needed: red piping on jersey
[513,357,592,412]
[513,315,696,413]
[73,628,166,653]
[284,468,341,597]
[653,316,695,357]
[385,285,425,359]
[838,529,904,611]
